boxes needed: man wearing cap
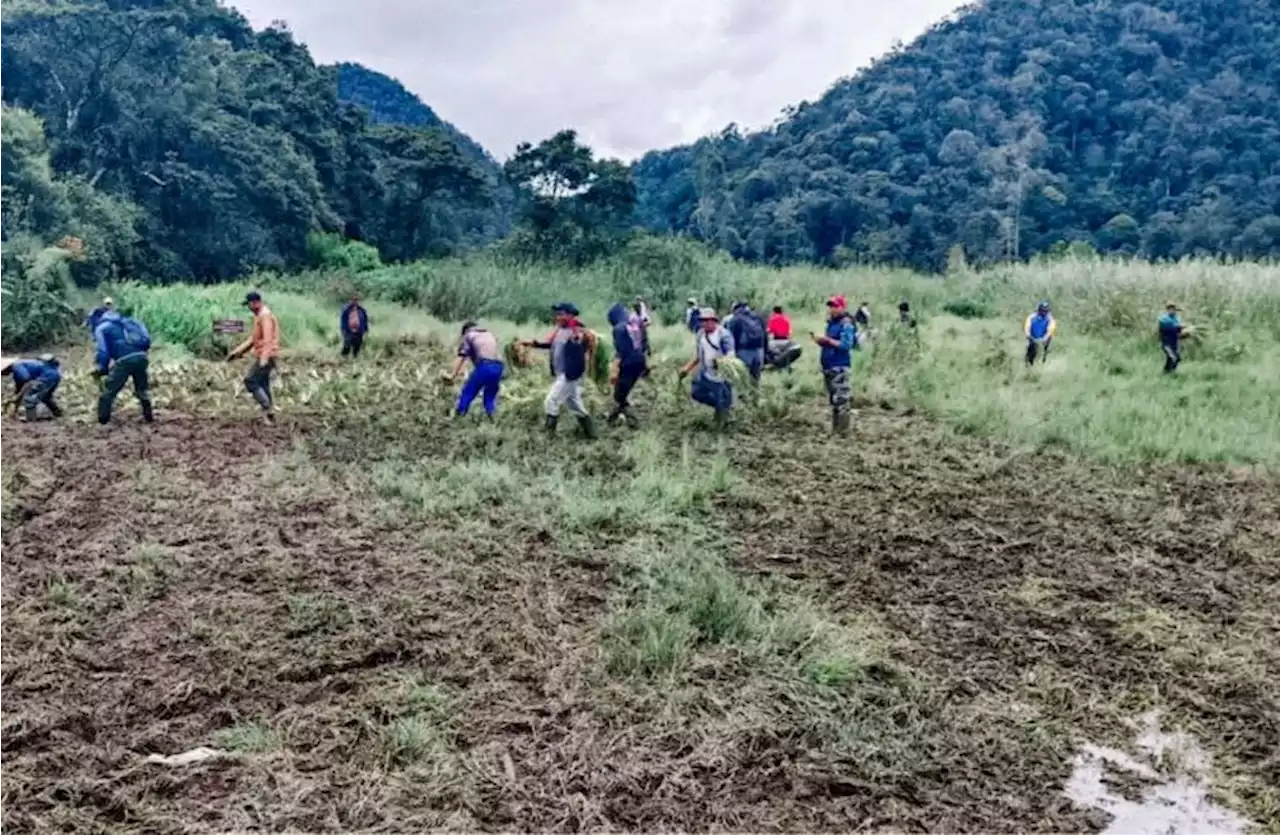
[812,295,857,436]
[339,293,369,359]
[228,291,280,422]
[3,354,62,422]
[1024,301,1056,365]
[445,320,504,419]
[93,306,155,424]
[726,301,767,384]
[1158,302,1186,373]
[519,303,597,438]
[680,307,736,428]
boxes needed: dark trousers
[341,333,364,358]
[1163,343,1181,373]
[99,353,151,424]
[613,363,645,408]
[244,358,276,411]
[1026,337,1051,365]
[21,378,62,418]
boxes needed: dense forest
[634,0,1280,269]
[0,0,500,285]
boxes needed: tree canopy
[1,0,499,281]
[633,0,1280,269]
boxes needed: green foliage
[306,232,382,272]
[0,236,80,349]
[1,5,495,281]
[633,0,1280,270]
[503,130,638,265]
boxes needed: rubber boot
[623,407,640,430]
[606,405,622,427]
[834,410,851,437]
[577,414,598,440]
[45,400,63,419]
[713,409,730,432]
[23,406,38,423]
[141,400,154,423]
[544,414,558,436]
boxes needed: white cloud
[228,0,967,160]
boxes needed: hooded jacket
[608,303,647,369]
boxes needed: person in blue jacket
[340,294,369,359]
[93,309,154,424]
[4,354,62,422]
[812,295,857,436]
[607,302,648,428]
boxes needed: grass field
[3,256,1278,831]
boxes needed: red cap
[826,295,847,309]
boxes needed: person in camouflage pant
[812,295,858,436]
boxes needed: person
[685,298,701,333]
[519,302,597,438]
[898,299,917,328]
[632,295,653,358]
[767,305,792,341]
[607,302,648,428]
[1024,301,1056,365]
[726,300,767,383]
[812,295,857,436]
[679,307,736,429]
[227,291,280,423]
[93,308,154,425]
[1158,302,1186,373]
[855,301,871,329]
[446,321,504,419]
[4,354,62,422]
[339,294,369,359]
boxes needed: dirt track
[2,409,1277,831]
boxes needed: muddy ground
[2,404,1277,832]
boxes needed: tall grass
[77,250,1280,467]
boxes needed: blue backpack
[120,317,152,352]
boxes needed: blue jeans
[457,360,504,416]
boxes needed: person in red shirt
[766,306,791,340]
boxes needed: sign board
[213,319,246,334]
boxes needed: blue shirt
[1158,312,1182,347]
[820,317,856,369]
[12,360,60,386]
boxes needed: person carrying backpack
[726,301,766,383]
[679,308,737,430]
[519,302,598,439]
[4,354,63,422]
[93,309,154,424]
[607,302,648,428]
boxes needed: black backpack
[735,311,765,350]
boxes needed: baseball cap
[243,291,262,306]
[552,302,580,316]
[826,295,848,309]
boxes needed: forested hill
[633,0,1280,270]
[1,0,504,283]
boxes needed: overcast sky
[229,0,968,161]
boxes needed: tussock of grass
[214,722,280,754]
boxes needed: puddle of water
[1064,711,1251,835]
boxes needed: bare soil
[2,407,1277,832]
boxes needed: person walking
[812,295,857,436]
[520,302,597,438]
[446,321,505,419]
[1159,302,1186,373]
[679,307,736,429]
[607,302,647,428]
[339,294,369,359]
[685,298,701,333]
[726,300,767,384]
[227,291,280,423]
[1024,301,1056,365]
[93,308,154,425]
[4,354,63,422]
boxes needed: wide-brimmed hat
[699,307,719,321]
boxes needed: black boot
[606,406,622,427]
[623,407,640,429]
[45,400,63,419]
[141,400,154,423]
[577,414,598,440]
[544,414,558,435]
